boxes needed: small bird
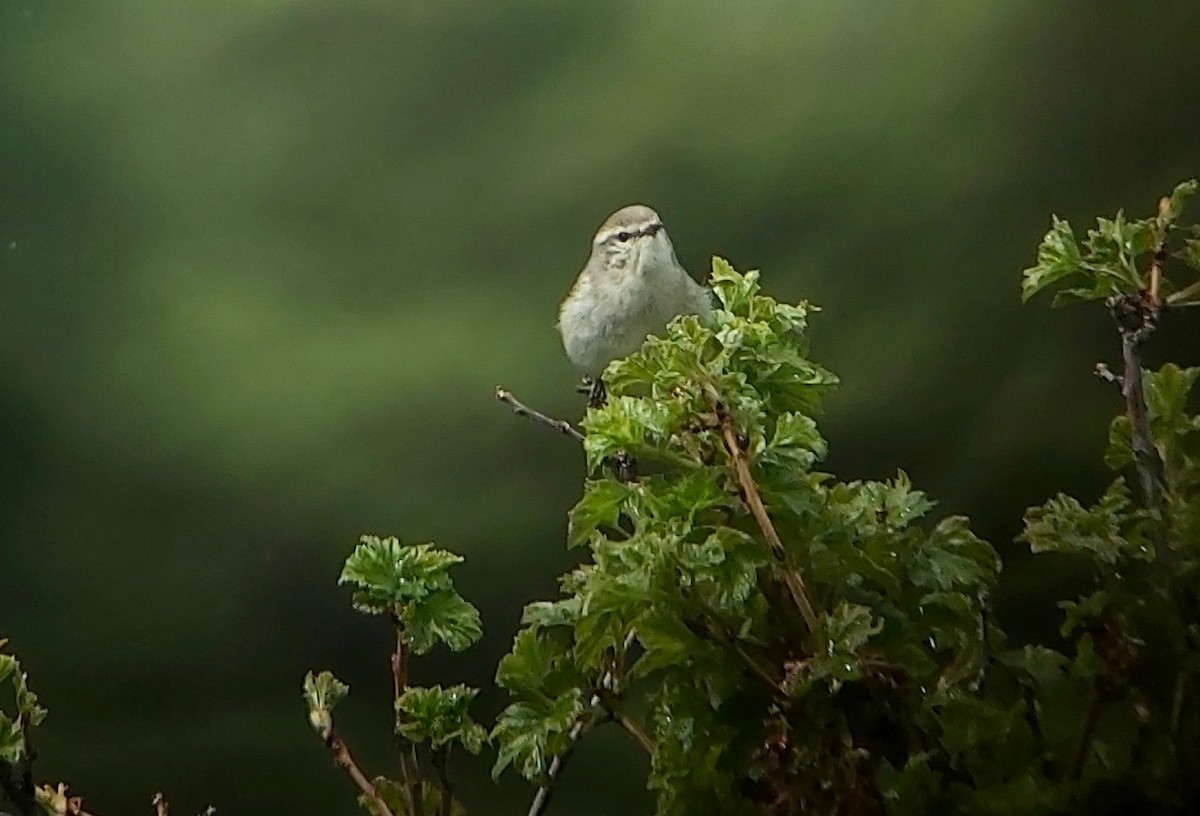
[558,205,713,404]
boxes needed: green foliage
[1021,179,1200,306]
[493,259,1010,815]
[339,535,482,654]
[1011,182,1200,814]
[302,537,486,816]
[395,685,488,755]
[0,639,46,764]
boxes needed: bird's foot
[579,376,608,408]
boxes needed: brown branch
[325,730,396,816]
[1148,195,1170,308]
[391,612,424,816]
[684,613,787,699]
[151,792,168,816]
[1108,292,1172,566]
[596,689,656,754]
[1071,686,1109,780]
[496,387,585,442]
[714,407,822,645]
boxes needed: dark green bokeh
[1,2,1197,814]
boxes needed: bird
[557,204,713,405]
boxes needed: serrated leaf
[396,684,488,754]
[405,589,482,654]
[1021,217,1083,302]
[1018,479,1151,565]
[1163,178,1198,222]
[339,535,461,613]
[490,691,585,781]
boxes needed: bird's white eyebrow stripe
[594,221,664,244]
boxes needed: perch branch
[496,388,584,442]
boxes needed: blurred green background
[2,1,1198,813]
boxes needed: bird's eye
[616,231,632,242]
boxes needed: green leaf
[824,601,884,654]
[998,645,1068,688]
[762,411,827,469]
[1162,178,1198,222]
[396,685,488,754]
[709,256,760,313]
[1018,479,1151,565]
[495,628,582,699]
[405,589,483,654]
[339,535,462,614]
[491,691,585,781]
[1144,363,1200,427]
[339,535,481,653]
[567,480,633,549]
[1020,217,1083,302]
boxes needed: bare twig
[710,399,822,645]
[1093,362,1122,389]
[496,387,584,443]
[151,793,168,816]
[325,730,396,816]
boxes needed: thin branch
[1093,362,1122,389]
[151,792,168,816]
[684,614,787,699]
[325,729,397,816]
[1108,293,1172,567]
[596,689,656,754]
[391,612,424,816]
[526,632,637,816]
[431,747,452,816]
[1167,278,1200,306]
[1148,195,1170,308]
[1171,671,1186,738]
[525,711,603,816]
[1071,686,1109,781]
[712,403,822,645]
[496,387,584,442]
